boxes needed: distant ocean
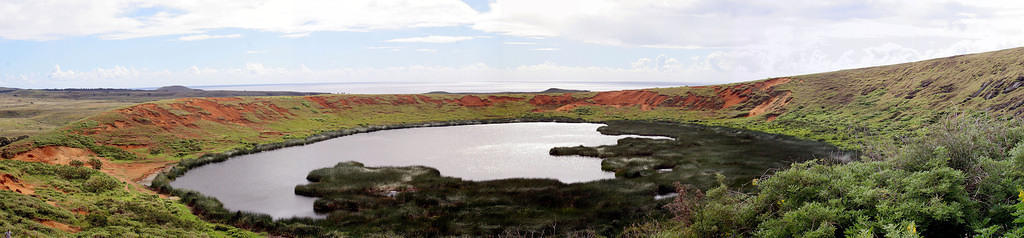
[187,81,690,94]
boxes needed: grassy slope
[3,47,1024,236]
[0,159,260,237]
[742,47,1024,147]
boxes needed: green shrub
[83,174,121,193]
[658,113,1024,237]
[55,165,93,180]
[88,157,102,169]
[69,160,84,167]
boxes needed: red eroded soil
[456,95,489,107]
[487,96,525,104]
[174,98,252,124]
[590,90,672,106]
[526,78,794,114]
[304,95,473,109]
[416,95,444,104]
[37,220,80,233]
[0,173,34,195]
[754,77,792,90]
[109,103,194,132]
[100,97,306,134]
[304,96,333,108]
[391,95,421,105]
[12,146,169,183]
[716,78,793,109]
[748,91,793,120]
[553,90,675,111]
[529,94,577,106]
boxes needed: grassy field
[3,47,1024,236]
[0,95,133,138]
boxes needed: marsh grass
[291,161,662,236]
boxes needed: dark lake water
[170,123,667,219]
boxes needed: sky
[2,0,1024,89]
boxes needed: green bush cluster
[652,114,1024,237]
[0,160,261,237]
[29,132,137,160]
[83,174,122,193]
[87,157,102,169]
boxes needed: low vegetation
[635,113,1024,237]
[0,159,260,237]
[292,161,660,236]
[550,121,841,188]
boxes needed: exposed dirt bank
[528,78,793,113]
[37,219,80,233]
[0,172,34,195]
[11,146,168,184]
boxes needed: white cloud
[280,32,311,38]
[531,48,558,51]
[368,46,402,52]
[49,65,75,79]
[49,64,138,80]
[503,41,535,45]
[6,0,1024,88]
[468,0,1024,79]
[178,34,241,41]
[631,55,682,72]
[387,35,477,43]
[472,0,1024,49]
[245,50,267,54]
[0,0,480,40]
[415,48,438,53]
[188,66,202,74]
[0,1,142,41]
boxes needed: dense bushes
[0,160,259,237]
[88,157,102,169]
[653,113,1024,237]
[83,174,122,193]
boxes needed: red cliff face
[524,77,794,115]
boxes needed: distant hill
[155,85,201,92]
[0,86,321,103]
[425,88,589,94]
